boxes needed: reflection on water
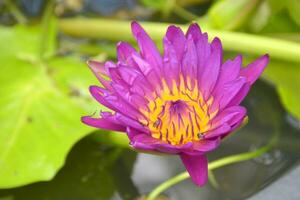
[0,80,299,200]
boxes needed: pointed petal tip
[264,53,270,59]
[259,53,270,64]
[81,115,96,126]
[211,37,222,48]
[87,59,100,67]
[89,85,101,96]
[81,115,88,124]
[165,25,183,38]
[241,54,270,84]
[81,115,127,132]
[187,23,202,33]
[235,54,243,62]
[81,115,97,125]
[180,153,208,187]
[86,60,106,74]
[167,24,179,29]
[116,41,122,47]
[131,21,144,37]
[131,20,138,26]
[263,54,270,64]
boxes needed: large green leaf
[0,137,138,200]
[286,0,300,27]
[0,24,99,188]
[263,60,300,121]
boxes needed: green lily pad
[263,60,300,121]
[0,24,100,188]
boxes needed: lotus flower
[82,21,269,186]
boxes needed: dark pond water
[0,80,299,200]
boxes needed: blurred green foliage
[0,20,102,188]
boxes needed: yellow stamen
[139,74,217,145]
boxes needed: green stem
[4,0,27,24]
[58,18,300,63]
[146,131,279,200]
[208,170,219,189]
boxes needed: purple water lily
[82,21,269,186]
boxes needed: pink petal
[87,60,112,90]
[240,54,269,85]
[81,115,126,132]
[131,21,162,74]
[218,77,247,110]
[163,37,180,83]
[204,124,231,139]
[227,83,251,107]
[132,54,161,87]
[180,153,208,187]
[127,128,196,154]
[199,37,222,99]
[116,42,138,67]
[182,35,198,82]
[211,106,247,130]
[165,25,186,60]
[186,23,202,42]
[191,137,221,152]
[213,55,242,95]
[111,82,148,108]
[196,33,210,79]
[89,86,143,119]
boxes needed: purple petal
[108,66,153,97]
[165,25,186,61]
[163,37,180,83]
[111,64,153,90]
[211,106,247,129]
[89,86,115,109]
[153,142,194,154]
[182,35,198,82]
[127,127,165,152]
[191,137,221,153]
[117,65,141,85]
[116,42,138,67]
[216,77,247,111]
[87,60,112,90]
[115,114,148,133]
[213,55,242,95]
[127,128,196,154]
[132,54,161,87]
[199,37,222,99]
[186,23,202,42]
[227,83,251,107]
[180,153,208,187]
[111,82,148,108]
[81,115,126,132]
[89,86,143,119]
[240,54,269,85]
[196,33,210,80]
[131,21,162,74]
[204,124,231,139]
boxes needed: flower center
[139,75,218,145]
